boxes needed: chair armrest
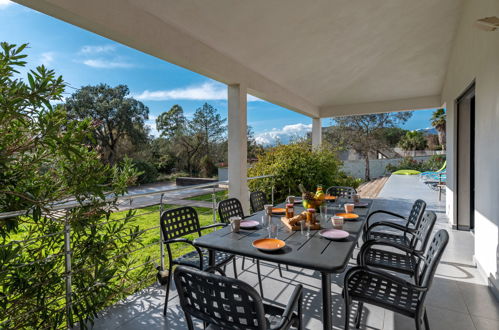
[364,210,407,234]
[163,238,204,269]
[364,221,415,241]
[345,266,427,294]
[272,284,303,329]
[200,223,227,231]
[359,239,421,266]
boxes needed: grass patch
[187,190,228,202]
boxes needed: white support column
[311,117,322,149]
[228,84,250,214]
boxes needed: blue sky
[0,1,436,145]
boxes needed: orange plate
[252,238,286,251]
[335,212,359,220]
[325,195,337,200]
[272,207,286,214]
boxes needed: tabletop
[194,199,373,273]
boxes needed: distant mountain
[415,127,438,135]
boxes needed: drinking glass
[299,220,306,235]
[261,214,271,228]
[319,204,328,222]
[268,223,278,238]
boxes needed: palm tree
[431,108,446,150]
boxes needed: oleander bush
[0,42,146,329]
[248,142,360,202]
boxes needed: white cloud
[40,52,55,65]
[135,81,262,102]
[83,58,134,69]
[0,0,12,9]
[80,45,115,54]
[255,123,312,145]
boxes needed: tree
[156,103,227,176]
[0,42,142,329]
[155,104,186,139]
[156,105,204,175]
[431,108,446,149]
[329,112,412,180]
[247,125,264,160]
[398,130,428,151]
[191,102,226,157]
[65,84,149,164]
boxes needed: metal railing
[0,174,274,329]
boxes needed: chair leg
[354,302,363,329]
[286,265,289,271]
[233,258,238,279]
[424,309,430,330]
[344,297,351,330]
[242,256,246,269]
[184,313,195,330]
[415,318,422,330]
[297,292,303,330]
[256,260,264,298]
[278,264,283,277]
[163,268,172,316]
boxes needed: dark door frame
[455,80,475,231]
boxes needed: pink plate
[240,220,259,229]
[319,229,349,240]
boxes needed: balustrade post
[212,186,217,224]
[63,217,72,328]
[159,193,165,270]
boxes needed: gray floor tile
[471,315,499,330]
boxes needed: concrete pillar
[228,84,250,214]
[311,117,322,149]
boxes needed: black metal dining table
[193,199,373,330]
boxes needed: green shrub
[132,159,159,184]
[248,143,357,202]
[386,155,446,173]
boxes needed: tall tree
[65,84,149,164]
[431,108,446,149]
[398,130,428,151]
[329,112,412,180]
[156,104,186,139]
[191,102,226,157]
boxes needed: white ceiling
[17,0,463,117]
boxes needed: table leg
[208,249,215,273]
[321,272,332,330]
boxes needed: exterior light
[474,16,499,31]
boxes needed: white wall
[442,0,499,296]
[341,156,432,180]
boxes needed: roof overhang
[16,0,461,117]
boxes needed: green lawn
[187,189,228,202]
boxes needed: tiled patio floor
[92,176,499,330]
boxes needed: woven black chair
[160,206,237,316]
[325,186,357,198]
[362,199,427,245]
[358,211,437,279]
[344,229,449,330]
[250,190,267,213]
[218,198,286,298]
[174,266,303,330]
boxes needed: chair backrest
[325,186,357,198]
[250,191,267,213]
[218,198,245,224]
[417,229,449,288]
[174,265,268,329]
[407,199,427,227]
[410,210,437,252]
[160,206,200,240]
